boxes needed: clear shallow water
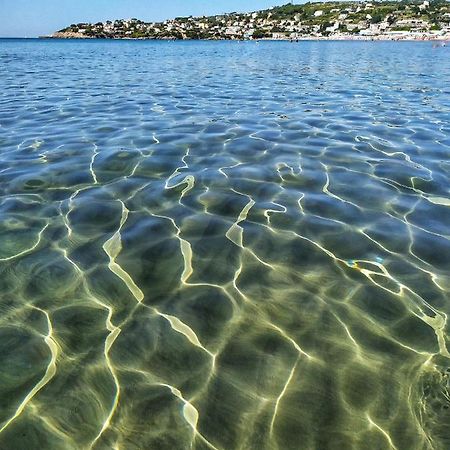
[0,38,449,449]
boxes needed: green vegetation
[392,26,413,30]
[253,29,270,39]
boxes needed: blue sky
[0,0,298,37]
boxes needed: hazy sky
[0,0,298,37]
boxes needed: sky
[0,0,298,37]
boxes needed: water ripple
[0,39,449,450]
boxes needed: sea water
[0,38,449,449]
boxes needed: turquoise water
[0,38,449,449]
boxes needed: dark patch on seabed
[0,39,449,449]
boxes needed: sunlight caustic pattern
[0,39,449,449]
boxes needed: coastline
[48,2,450,45]
[40,33,450,42]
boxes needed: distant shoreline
[38,35,449,42]
[50,1,450,44]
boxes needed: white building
[326,22,340,32]
[397,18,429,29]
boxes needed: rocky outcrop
[51,31,92,39]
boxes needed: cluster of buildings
[53,1,450,41]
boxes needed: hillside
[52,1,450,40]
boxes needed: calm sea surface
[0,38,449,449]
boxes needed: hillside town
[51,1,450,40]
